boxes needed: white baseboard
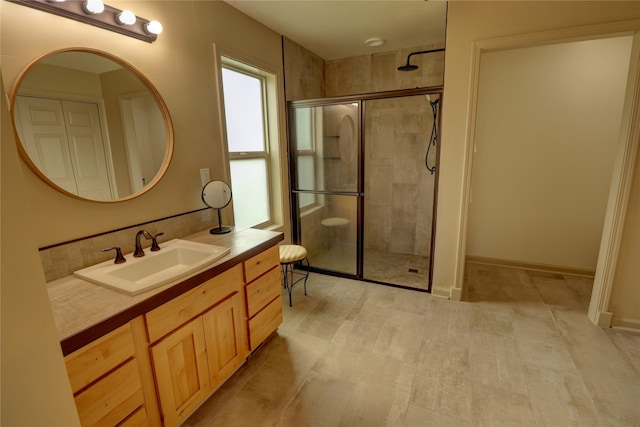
[431,286,450,299]
[465,255,595,277]
[611,316,640,332]
[595,310,613,328]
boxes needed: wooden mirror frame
[8,47,174,203]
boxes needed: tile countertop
[47,227,284,355]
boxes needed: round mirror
[202,180,232,234]
[9,48,174,202]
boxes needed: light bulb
[116,10,136,25]
[145,20,163,35]
[83,0,104,14]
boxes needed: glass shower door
[362,94,439,290]
[290,102,360,276]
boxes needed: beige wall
[1,0,285,423]
[1,77,81,425]
[437,1,640,301]
[466,36,632,272]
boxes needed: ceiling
[224,1,448,61]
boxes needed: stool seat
[279,245,308,263]
[279,244,309,307]
[321,217,350,228]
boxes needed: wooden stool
[279,244,309,307]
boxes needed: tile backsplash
[40,209,214,282]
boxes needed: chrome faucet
[134,230,153,257]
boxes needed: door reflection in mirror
[14,96,114,200]
[119,92,166,194]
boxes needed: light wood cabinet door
[202,292,247,389]
[150,318,210,427]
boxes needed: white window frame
[293,106,319,211]
[218,53,283,230]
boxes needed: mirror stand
[202,180,233,235]
[211,208,231,234]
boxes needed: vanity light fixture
[82,0,104,15]
[116,9,136,25]
[145,20,163,35]
[7,0,162,43]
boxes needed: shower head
[397,62,419,72]
[397,48,446,73]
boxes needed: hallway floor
[184,264,640,426]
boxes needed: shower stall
[288,88,441,292]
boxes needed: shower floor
[308,247,430,291]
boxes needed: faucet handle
[102,247,126,264]
[150,232,164,252]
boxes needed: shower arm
[400,48,445,68]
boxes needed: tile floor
[183,263,640,427]
[363,250,430,290]
[311,248,431,290]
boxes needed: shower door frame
[288,85,444,293]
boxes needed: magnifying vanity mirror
[202,180,232,234]
[9,48,174,202]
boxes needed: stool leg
[303,257,309,296]
[280,264,287,289]
[284,263,293,307]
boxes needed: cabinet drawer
[246,266,281,318]
[74,358,144,427]
[146,265,243,343]
[248,296,283,351]
[119,407,147,427]
[65,323,135,394]
[244,245,279,283]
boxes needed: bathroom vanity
[47,227,284,427]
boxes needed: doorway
[289,88,441,291]
[454,26,640,327]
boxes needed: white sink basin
[74,239,230,295]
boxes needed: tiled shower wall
[364,97,436,256]
[40,209,214,282]
[325,44,444,97]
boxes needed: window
[293,107,316,210]
[220,57,281,229]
